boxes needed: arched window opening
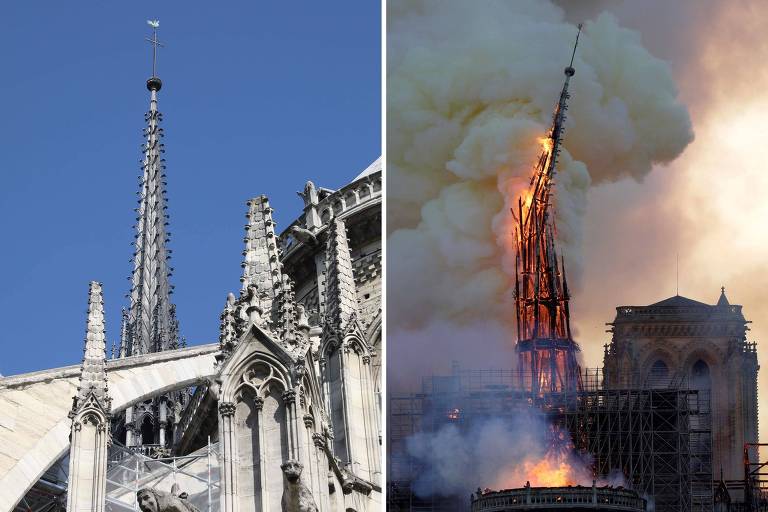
[140,415,154,445]
[649,359,669,388]
[691,359,711,390]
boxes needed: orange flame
[538,136,554,155]
[496,452,585,488]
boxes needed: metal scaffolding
[388,368,712,512]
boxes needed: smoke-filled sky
[388,0,768,442]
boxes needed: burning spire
[125,21,179,356]
[513,24,583,395]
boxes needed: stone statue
[281,460,318,512]
[137,484,200,512]
[297,181,319,206]
[289,225,318,246]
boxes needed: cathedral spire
[241,196,284,313]
[512,24,583,396]
[126,20,177,356]
[73,282,110,410]
[324,218,359,334]
[717,286,730,307]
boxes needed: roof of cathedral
[648,295,710,308]
[353,157,381,182]
[613,288,745,324]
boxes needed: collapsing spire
[512,25,583,396]
[73,282,110,410]
[124,33,178,356]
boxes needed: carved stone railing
[279,169,382,256]
[471,485,646,511]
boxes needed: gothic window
[649,359,669,388]
[140,415,154,445]
[691,359,711,390]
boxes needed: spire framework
[513,25,583,396]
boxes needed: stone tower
[116,21,186,454]
[603,289,759,484]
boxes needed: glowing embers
[517,342,582,395]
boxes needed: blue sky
[0,2,381,375]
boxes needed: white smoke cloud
[387,0,693,376]
[405,410,624,497]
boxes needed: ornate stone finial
[219,292,238,353]
[241,196,283,314]
[323,218,359,337]
[72,282,111,414]
[717,286,730,307]
[275,275,300,345]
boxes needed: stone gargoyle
[281,460,319,512]
[137,484,200,512]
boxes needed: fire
[497,453,583,488]
[538,136,554,154]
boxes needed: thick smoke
[406,409,625,497]
[387,0,693,385]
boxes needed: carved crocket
[281,460,319,512]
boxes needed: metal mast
[513,24,582,396]
[125,20,178,357]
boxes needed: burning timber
[387,367,712,512]
[470,483,646,512]
[512,25,582,396]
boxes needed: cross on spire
[145,20,164,78]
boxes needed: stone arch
[139,414,155,444]
[691,359,712,390]
[0,344,219,512]
[679,342,722,393]
[222,351,295,512]
[222,351,293,404]
[639,347,678,388]
[639,347,678,379]
[680,341,723,374]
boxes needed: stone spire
[323,218,359,334]
[67,281,111,512]
[125,24,178,356]
[72,281,110,413]
[241,196,284,314]
[717,286,730,307]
